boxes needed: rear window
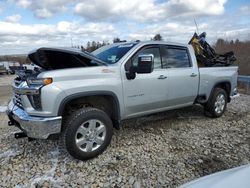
[163,47,191,68]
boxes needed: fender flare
[58,91,121,121]
[208,81,231,102]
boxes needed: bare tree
[214,39,250,75]
[113,38,121,43]
[152,34,163,41]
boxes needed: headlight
[27,78,53,86]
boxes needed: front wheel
[63,107,113,160]
[204,88,228,118]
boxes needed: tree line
[75,34,163,52]
[214,39,250,75]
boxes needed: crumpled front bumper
[6,100,62,139]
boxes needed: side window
[163,48,191,68]
[132,47,162,69]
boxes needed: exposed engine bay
[15,47,107,81]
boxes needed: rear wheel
[204,88,228,118]
[63,107,113,160]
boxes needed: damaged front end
[6,47,107,139]
[6,100,62,139]
[7,72,62,139]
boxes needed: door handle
[190,73,198,77]
[158,75,167,79]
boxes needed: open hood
[28,47,107,70]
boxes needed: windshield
[92,43,137,64]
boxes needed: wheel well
[213,82,231,102]
[60,95,120,129]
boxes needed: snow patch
[0,131,19,139]
[231,94,240,98]
[0,150,18,158]
[0,106,7,113]
[29,146,62,186]
[0,149,21,165]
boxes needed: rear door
[162,46,199,106]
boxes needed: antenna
[71,37,73,47]
[194,18,199,34]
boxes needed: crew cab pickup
[6,41,238,160]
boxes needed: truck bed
[198,66,238,99]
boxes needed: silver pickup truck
[6,41,238,160]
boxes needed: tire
[204,88,228,118]
[63,107,113,160]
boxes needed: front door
[122,45,169,118]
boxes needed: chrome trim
[12,81,41,95]
[14,92,23,108]
[7,100,62,139]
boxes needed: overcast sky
[0,0,249,55]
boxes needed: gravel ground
[0,93,249,187]
[0,75,15,106]
[0,74,15,87]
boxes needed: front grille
[13,76,42,110]
[14,93,23,108]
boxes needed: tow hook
[14,132,27,139]
[8,121,15,126]
[14,132,35,141]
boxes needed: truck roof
[112,41,188,49]
[136,40,187,47]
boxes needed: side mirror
[135,54,154,74]
[126,54,154,80]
